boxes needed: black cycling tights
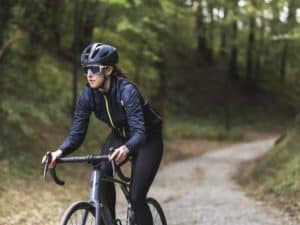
[99,129,163,225]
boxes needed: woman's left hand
[109,145,129,165]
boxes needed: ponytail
[112,65,138,87]
[112,65,127,78]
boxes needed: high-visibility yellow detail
[103,95,116,129]
[122,127,126,138]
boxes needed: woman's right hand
[42,149,63,168]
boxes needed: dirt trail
[144,138,298,225]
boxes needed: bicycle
[42,151,167,225]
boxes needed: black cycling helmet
[81,43,118,66]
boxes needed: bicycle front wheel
[60,201,95,225]
[147,198,167,225]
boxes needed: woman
[44,43,163,225]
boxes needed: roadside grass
[236,123,300,221]
[164,110,288,141]
[165,117,244,141]
[0,167,89,225]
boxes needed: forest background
[0,0,300,222]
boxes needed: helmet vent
[91,49,100,59]
[100,50,109,57]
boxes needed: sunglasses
[83,65,107,75]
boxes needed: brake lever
[43,152,52,180]
[108,147,116,176]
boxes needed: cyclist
[44,43,163,225]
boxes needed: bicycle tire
[147,198,167,225]
[60,201,95,225]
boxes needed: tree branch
[0,31,24,59]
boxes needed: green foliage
[103,0,131,8]
[2,101,42,136]
[165,116,244,141]
[252,122,300,198]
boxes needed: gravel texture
[144,138,299,225]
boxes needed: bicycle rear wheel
[147,198,167,225]
[60,201,95,225]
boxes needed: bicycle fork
[126,204,135,225]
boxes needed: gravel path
[145,138,299,225]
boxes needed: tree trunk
[279,0,295,84]
[229,12,239,80]
[133,43,146,84]
[72,0,80,115]
[208,3,215,63]
[219,8,227,58]
[79,0,98,49]
[246,15,255,82]
[0,1,15,91]
[224,76,231,131]
[196,2,207,55]
[155,56,166,118]
[254,16,265,78]
[280,41,288,83]
[196,1,212,64]
[45,0,63,53]
[152,50,166,135]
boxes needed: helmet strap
[97,69,111,93]
[103,72,112,92]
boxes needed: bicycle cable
[111,160,116,177]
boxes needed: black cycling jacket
[59,75,162,156]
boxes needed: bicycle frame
[89,166,131,225]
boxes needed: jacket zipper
[122,127,126,138]
[103,95,116,129]
[103,94,127,138]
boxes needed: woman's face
[86,71,105,88]
[84,65,107,88]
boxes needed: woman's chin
[89,83,98,88]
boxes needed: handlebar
[56,155,109,164]
[42,153,130,186]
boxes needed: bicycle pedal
[115,218,122,225]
